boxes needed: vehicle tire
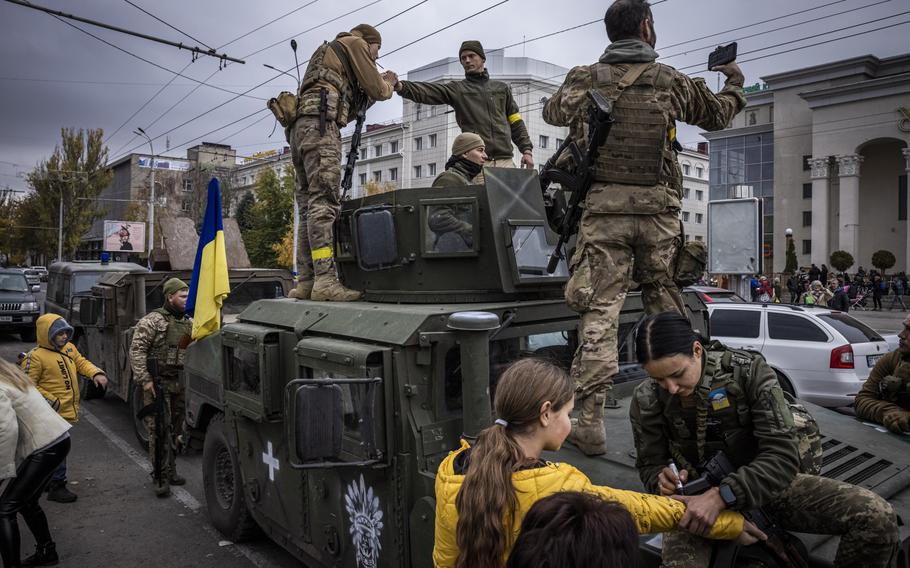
[203,413,260,542]
[19,327,36,342]
[129,381,150,450]
[774,370,796,397]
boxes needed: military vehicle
[180,167,910,567]
[64,259,292,443]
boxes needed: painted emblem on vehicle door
[345,474,383,568]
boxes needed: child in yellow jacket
[21,313,106,503]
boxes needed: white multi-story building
[679,147,710,243]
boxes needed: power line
[217,0,323,50]
[121,0,213,50]
[4,0,243,63]
[376,0,429,26]
[381,0,510,58]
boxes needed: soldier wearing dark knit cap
[129,277,192,496]
[432,132,487,187]
[386,40,534,180]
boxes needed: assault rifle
[680,451,809,568]
[341,109,366,200]
[542,89,615,274]
[136,357,166,485]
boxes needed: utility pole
[134,127,155,254]
[57,185,63,261]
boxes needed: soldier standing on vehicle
[855,313,910,433]
[389,40,534,180]
[288,24,396,301]
[129,278,192,497]
[630,312,899,568]
[542,0,747,456]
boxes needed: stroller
[848,285,869,310]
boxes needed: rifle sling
[328,41,366,111]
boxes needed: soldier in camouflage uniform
[129,278,193,497]
[390,40,534,181]
[541,0,747,456]
[288,24,395,301]
[629,312,899,568]
[855,313,910,433]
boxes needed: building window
[802,183,812,199]
[802,211,812,227]
[802,239,812,255]
[556,138,564,148]
[899,174,907,221]
[683,163,691,176]
[414,137,423,151]
[429,134,437,148]
[359,173,367,186]
[390,140,399,153]
[416,104,422,120]
[748,111,757,126]
[695,166,703,179]
[682,211,690,222]
[685,234,691,242]
[696,190,703,201]
[183,179,192,192]
[539,135,549,149]
[414,165,422,178]
[695,213,703,224]
[389,168,398,181]
[374,144,383,157]
[683,188,691,199]
[181,200,191,212]
[428,163,437,177]
[802,155,811,171]
[373,171,382,183]
[694,235,704,242]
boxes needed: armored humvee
[185,169,910,568]
[67,260,292,443]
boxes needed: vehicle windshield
[817,313,883,343]
[72,272,102,294]
[0,274,29,292]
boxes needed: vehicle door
[763,311,832,400]
[708,307,764,352]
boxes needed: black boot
[46,481,77,504]
[22,542,58,567]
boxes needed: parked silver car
[707,303,890,408]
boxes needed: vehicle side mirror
[31,285,40,293]
[78,297,99,326]
[294,384,344,461]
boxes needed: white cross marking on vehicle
[262,441,280,481]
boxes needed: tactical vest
[880,358,910,409]
[660,345,822,476]
[151,307,193,377]
[589,62,681,190]
[297,41,363,127]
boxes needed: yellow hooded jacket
[21,313,104,423]
[433,440,745,568]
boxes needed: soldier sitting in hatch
[427,133,487,252]
[855,313,910,434]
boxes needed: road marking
[81,408,280,568]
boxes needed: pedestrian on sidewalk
[889,278,907,311]
[21,314,107,503]
[1,359,72,568]
[872,275,885,311]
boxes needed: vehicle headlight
[21,302,38,311]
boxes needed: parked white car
[707,303,891,408]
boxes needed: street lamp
[133,127,156,255]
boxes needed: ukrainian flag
[187,178,230,339]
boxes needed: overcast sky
[1,0,908,189]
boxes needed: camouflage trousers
[142,380,185,479]
[290,115,343,282]
[475,157,516,185]
[567,211,685,397]
[661,474,899,568]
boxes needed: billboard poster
[103,220,146,253]
[707,198,762,275]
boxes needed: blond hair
[0,358,32,392]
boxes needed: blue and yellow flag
[186,178,230,339]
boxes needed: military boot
[567,390,607,456]
[287,280,314,300]
[311,257,361,302]
[153,479,171,498]
[169,471,186,486]
[46,481,77,503]
[22,542,58,567]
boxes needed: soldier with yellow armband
[389,40,534,181]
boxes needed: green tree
[871,250,896,276]
[785,236,798,274]
[23,128,112,260]
[242,165,295,267]
[235,192,256,231]
[829,250,854,273]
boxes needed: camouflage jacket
[129,309,192,385]
[855,350,910,423]
[543,40,745,214]
[398,70,532,160]
[630,345,801,511]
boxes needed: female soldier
[432,357,763,568]
[630,311,899,568]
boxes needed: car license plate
[22,316,31,323]
[0,316,11,322]
[867,354,883,367]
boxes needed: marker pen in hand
[668,460,684,493]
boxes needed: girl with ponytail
[432,357,763,568]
